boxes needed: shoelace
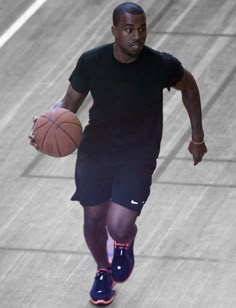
[94,269,110,284]
[94,268,116,289]
[114,242,129,249]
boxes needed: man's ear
[111,25,117,38]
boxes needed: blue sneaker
[111,241,135,283]
[90,268,114,305]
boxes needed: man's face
[112,12,147,60]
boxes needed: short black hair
[113,2,145,26]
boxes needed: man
[30,2,207,305]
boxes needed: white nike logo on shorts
[131,200,146,205]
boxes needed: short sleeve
[69,53,90,94]
[162,52,184,90]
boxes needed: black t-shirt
[69,43,184,161]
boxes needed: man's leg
[107,202,139,283]
[83,201,111,269]
[72,158,116,304]
[83,201,116,305]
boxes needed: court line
[0,246,227,264]
[21,152,47,177]
[21,154,236,178]
[20,173,236,188]
[155,182,236,189]
[149,31,236,38]
[21,147,236,188]
[0,0,47,49]
[162,157,236,163]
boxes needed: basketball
[32,108,83,157]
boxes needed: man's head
[112,2,147,63]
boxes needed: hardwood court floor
[0,0,236,307]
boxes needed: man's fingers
[33,116,38,123]
[188,141,207,165]
[30,139,41,152]
[29,116,41,152]
[29,130,34,140]
[193,155,202,166]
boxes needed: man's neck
[113,43,138,63]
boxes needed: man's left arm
[174,69,207,165]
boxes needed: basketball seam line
[33,121,50,132]
[55,125,81,147]
[54,127,62,157]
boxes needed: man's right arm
[29,84,87,150]
[53,84,88,113]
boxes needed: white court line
[0,0,47,49]
[0,0,117,134]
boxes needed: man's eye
[125,28,132,33]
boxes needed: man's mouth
[130,42,142,49]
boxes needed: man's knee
[107,222,132,243]
[83,201,110,227]
[106,203,138,243]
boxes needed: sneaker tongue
[96,271,106,279]
[97,268,110,275]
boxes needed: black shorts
[71,158,157,214]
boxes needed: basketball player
[30,2,207,305]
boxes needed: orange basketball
[32,108,83,157]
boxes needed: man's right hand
[29,83,87,152]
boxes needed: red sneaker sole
[90,296,114,305]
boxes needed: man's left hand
[188,141,207,166]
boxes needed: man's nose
[132,29,141,40]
